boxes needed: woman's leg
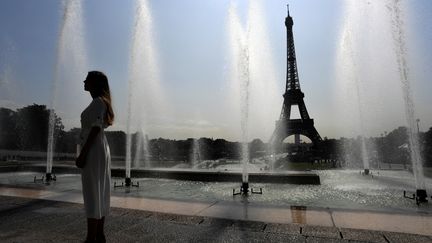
[86,218,98,242]
[96,216,106,243]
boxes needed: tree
[0,108,18,149]
[423,127,432,167]
[106,131,126,156]
[56,128,80,153]
[249,138,265,158]
[384,126,409,164]
[15,104,64,151]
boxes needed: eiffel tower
[270,5,322,149]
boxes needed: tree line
[0,104,431,167]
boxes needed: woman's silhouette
[76,71,114,243]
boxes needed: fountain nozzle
[404,189,428,205]
[360,169,372,177]
[114,177,139,188]
[34,173,56,184]
[241,182,249,194]
[45,173,56,182]
[416,189,428,203]
[233,182,263,196]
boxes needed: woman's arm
[75,126,101,168]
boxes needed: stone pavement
[1,195,432,243]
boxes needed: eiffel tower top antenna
[287,4,290,16]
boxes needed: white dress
[80,97,111,219]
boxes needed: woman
[76,71,114,243]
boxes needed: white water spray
[336,0,424,183]
[336,0,397,170]
[337,24,370,171]
[388,0,425,189]
[190,138,201,168]
[126,0,165,178]
[227,1,250,183]
[47,0,87,174]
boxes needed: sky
[0,0,431,142]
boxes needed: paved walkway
[1,186,432,242]
[1,181,432,235]
[1,171,432,242]
[1,195,432,243]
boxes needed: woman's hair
[87,71,114,126]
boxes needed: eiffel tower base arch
[270,119,322,156]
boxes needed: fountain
[42,0,87,183]
[227,1,270,195]
[336,0,377,175]
[388,0,427,204]
[190,138,201,168]
[130,130,150,169]
[120,0,165,188]
[227,1,250,194]
[336,0,427,203]
[337,21,371,175]
[100,1,319,187]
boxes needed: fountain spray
[41,0,87,183]
[388,0,427,204]
[342,31,371,176]
[227,1,250,194]
[228,1,263,195]
[191,138,201,168]
[119,0,162,188]
[336,0,375,175]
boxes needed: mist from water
[131,130,150,169]
[190,138,201,168]
[47,0,87,174]
[247,0,280,142]
[335,0,402,170]
[226,0,280,141]
[227,1,250,183]
[226,0,281,177]
[0,39,16,105]
[0,41,15,147]
[336,12,371,170]
[335,0,424,185]
[126,0,166,177]
[388,0,425,189]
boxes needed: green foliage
[0,104,64,151]
[0,108,18,149]
[423,127,432,167]
[16,104,63,151]
[0,104,431,168]
[105,131,126,156]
